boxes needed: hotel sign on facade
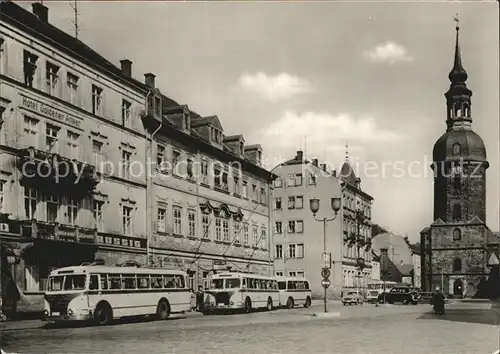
[20,95,82,129]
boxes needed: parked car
[342,290,364,305]
[378,286,420,305]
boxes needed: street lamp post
[310,197,342,313]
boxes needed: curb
[311,312,341,318]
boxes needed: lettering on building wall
[20,95,82,129]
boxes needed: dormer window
[240,142,244,154]
[183,112,190,130]
[23,50,38,87]
[452,143,461,156]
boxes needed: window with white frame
[295,196,303,209]
[260,187,267,205]
[308,173,316,185]
[234,176,240,195]
[288,173,303,187]
[46,195,59,223]
[66,197,79,225]
[23,116,38,147]
[233,221,240,244]
[275,271,284,276]
[215,217,222,241]
[91,85,103,115]
[202,214,210,239]
[261,226,267,249]
[288,244,296,258]
[173,206,182,235]
[45,62,59,96]
[288,221,295,233]
[188,210,196,237]
[274,177,283,188]
[275,221,282,234]
[67,72,79,105]
[24,187,38,219]
[92,139,104,171]
[201,160,208,184]
[297,271,305,278]
[243,222,249,245]
[156,144,165,171]
[187,158,194,180]
[242,180,248,198]
[23,50,38,87]
[296,220,304,233]
[274,197,282,210]
[296,243,304,258]
[45,124,59,152]
[275,244,283,259]
[252,224,258,247]
[121,99,131,127]
[172,150,180,175]
[157,207,166,233]
[222,218,229,242]
[288,196,295,209]
[221,172,229,191]
[93,199,104,231]
[121,150,131,179]
[66,131,79,160]
[251,184,258,201]
[288,271,297,277]
[122,205,133,236]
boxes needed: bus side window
[242,278,246,288]
[138,275,150,289]
[174,275,185,288]
[109,275,122,290]
[164,276,175,288]
[89,274,99,290]
[304,281,310,290]
[100,274,108,290]
[151,275,162,289]
[123,274,137,290]
[287,281,294,290]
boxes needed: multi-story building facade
[339,157,374,291]
[0,2,151,313]
[272,151,344,298]
[141,87,275,289]
[420,23,498,297]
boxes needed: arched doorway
[453,279,464,297]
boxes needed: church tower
[421,19,490,297]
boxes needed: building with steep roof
[0,1,275,315]
[420,21,498,297]
[271,150,376,298]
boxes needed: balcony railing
[17,148,99,195]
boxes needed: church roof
[339,161,358,187]
[433,129,487,163]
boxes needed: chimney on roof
[144,73,155,89]
[32,2,48,23]
[120,59,132,77]
[312,159,318,167]
[320,163,327,172]
[296,150,303,161]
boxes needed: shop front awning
[20,238,98,264]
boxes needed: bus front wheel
[156,299,170,320]
[286,297,294,309]
[304,296,311,308]
[266,297,273,311]
[94,303,112,326]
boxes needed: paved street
[2,304,498,354]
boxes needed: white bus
[203,272,280,314]
[43,265,192,325]
[365,280,397,303]
[276,276,312,308]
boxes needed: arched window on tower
[452,143,461,156]
[453,228,461,241]
[452,204,462,221]
[455,103,462,117]
[463,103,470,117]
[453,258,462,272]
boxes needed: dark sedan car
[378,286,420,305]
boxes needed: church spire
[345,141,349,162]
[448,14,468,84]
[444,14,472,131]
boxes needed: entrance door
[453,279,464,297]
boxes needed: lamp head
[331,197,341,214]
[309,198,320,214]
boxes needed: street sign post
[321,268,331,279]
[322,252,332,269]
[321,279,331,288]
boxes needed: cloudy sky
[22,1,499,240]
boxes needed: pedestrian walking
[196,285,204,312]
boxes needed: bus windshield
[48,274,86,291]
[210,278,241,289]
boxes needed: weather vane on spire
[454,13,460,31]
